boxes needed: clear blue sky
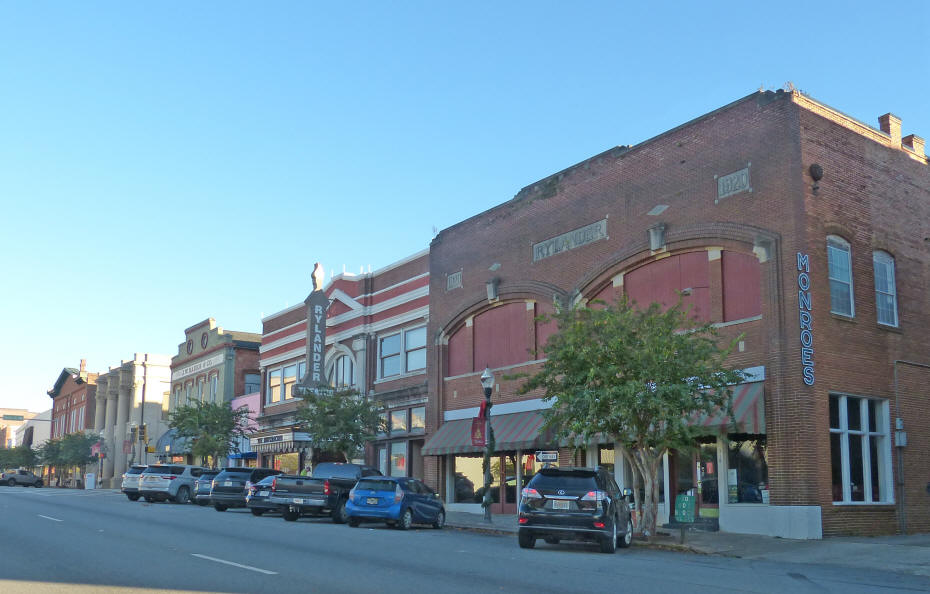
[2,1,928,413]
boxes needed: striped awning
[694,381,765,434]
[422,410,553,456]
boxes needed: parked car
[245,475,280,516]
[269,462,382,523]
[120,465,147,500]
[346,476,445,530]
[211,467,282,512]
[193,470,221,506]
[2,469,43,487]
[138,464,206,504]
[517,466,633,554]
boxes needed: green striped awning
[422,410,552,456]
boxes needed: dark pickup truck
[269,463,382,523]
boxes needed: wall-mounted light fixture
[486,277,500,301]
[809,163,823,195]
[648,223,667,251]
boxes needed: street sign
[2,415,24,421]
[674,494,696,523]
[535,450,558,462]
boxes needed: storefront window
[378,412,388,436]
[376,445,388,476]
[410,406,426,433]
[390,442,406,476]
[598,446,614,475]
[271,452,300,475]
[727,436,769,503]
[452,455,484,503]
[268,370,282,403]
[390,410,408,434]
[283,365,297,399]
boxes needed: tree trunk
[631,446,663,538]
[619,447,643,532]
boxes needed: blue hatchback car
[346,476,445,530]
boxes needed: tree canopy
[0,446,37,469]
[295,387,383,463]
[519,297,745,537]
[169,400,252,467]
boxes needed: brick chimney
[902,134,926,159]
[878,113,902,145]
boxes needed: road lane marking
[38,515,63,522]
[191,554,278,575]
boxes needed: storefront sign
[797,252,815,385]
[533,219,607,262]
[716,166,752,200]
[171,353,225,381]
[301,289,330,388]
[249,432,312,448]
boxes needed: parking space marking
[191,554,278,575]
[38,515,63,522]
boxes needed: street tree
[518,297,745,537]
[0,446,37,469]
[295,387,384,463]
[169,401,252,468]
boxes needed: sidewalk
[445,512,930,578]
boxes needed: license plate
[552,499,571,510]
[293,498,304,504]
[259,490,269,497]
[224,481,232,486]
[366,497,379,505]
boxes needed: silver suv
[138,464,206,504]
[120,465,147,500]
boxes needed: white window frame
[872,251,898,327]
[328,354,355,388]
[265,360,306,405]
[210,374,218,403]
[829,394,893,505]
[827,235,854,317]
[377,324,427,380]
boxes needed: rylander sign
[296,262,330,393]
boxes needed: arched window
[827,236,854,317]
[329,355,355,388]
[872,251,898,326]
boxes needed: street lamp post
[479,367,495,523]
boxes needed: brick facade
[425,90,929,536]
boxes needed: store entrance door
[668,444,719,520]
[491,454,518,514]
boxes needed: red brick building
[423,89,929,538]
[255,252,429,476]
[48,359,97,440]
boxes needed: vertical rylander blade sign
[296,263,330,394]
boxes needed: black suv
[211,467,282,512]
[517,466,633,554]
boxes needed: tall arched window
[873,251,898,327]
[329,355,355,388]
[827,236,854,317]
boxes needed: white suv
[120,465,147,500]
[138,464,206,504]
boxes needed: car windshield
[126,467,145,475]
[143,466,183,475]
[529,470,598,492]
[313,464,366,479]
[256,475,276,485]
[198,473,219,481]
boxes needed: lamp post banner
[471,418,486,447]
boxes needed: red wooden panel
[534,301,558,358]
[623,254,709,320]
[447,326,471,377]
[473,302,530,369]
[679,251,709,289]
[591,283,619,306]
[722,251,762,321]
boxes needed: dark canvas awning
[422,410,553,456]
[694,381,765,434]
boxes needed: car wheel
[174,487,191,504]
[618,516,633,549]
[214,504,228,512]
[127,493,140,501]
[348,518,360,528]
[250,508,265,517]
[544,537,560,545]
[7,479,15,487]
[331,499,348,524]
[599,519,618,554]
[396,508,413,531]
[432,510,445,529]
[197,500,208,506]
[283,510,299,522]
[143,496,155,502]
[34,481,43,488]
[518,530,536,549]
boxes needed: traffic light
[130,426,138,442]
[140,424,148,442]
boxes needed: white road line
[191,554,278,575]
[38,515,63,522]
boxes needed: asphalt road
[1,486,928,594]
